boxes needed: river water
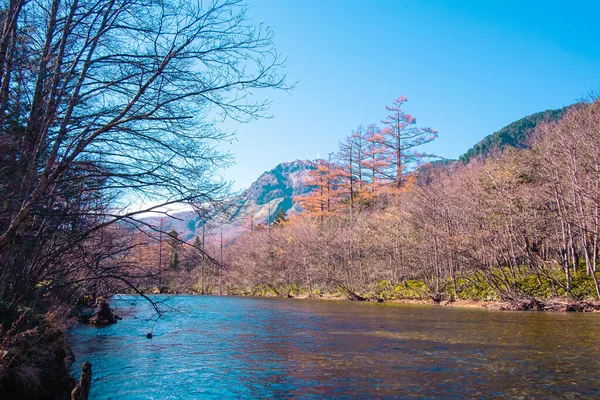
[68,295,600,399]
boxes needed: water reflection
[69,296,600,399]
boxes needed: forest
[105,96,600,308]
[223,97,600,305]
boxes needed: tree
[336,127,367,213]
[296,157,342,219]
[0,0,287,309]
[167,229,181,271]
[379,96,438,188]
[531,101,600,297]
[362,124,389,193]
[271,207,287,226]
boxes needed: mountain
[143,160,315,242]
[235,159,315,225]
[459,105,573,163]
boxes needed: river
[68,295,600,399]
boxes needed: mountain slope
[143,160,315,242]
[146,103,578,242]
[459,105,572,163]
[234,159,315,226]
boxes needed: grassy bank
[219,269,600,312]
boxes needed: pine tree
[272,207,288,226]
[167,229,181,270]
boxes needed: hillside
[459,105,573,163]
[235,159,315,225]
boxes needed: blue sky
[220,0,600,191]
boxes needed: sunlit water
[68,295,600,399]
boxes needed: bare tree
[0,0,287,308]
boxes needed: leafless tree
[0,0,287,308]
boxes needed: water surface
[69,296,600,399]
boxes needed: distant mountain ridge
[241,159,315,212]
[233,159,315,226]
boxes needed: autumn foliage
[296,96,436,216]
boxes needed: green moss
[454,276,498,301]
[561,270,600,300]
[225,268,600,302]
[390,280,428,300]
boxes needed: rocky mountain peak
[242,159,314,206]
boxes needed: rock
[500,298,600,312]
[560,301,600,312]
[89,301,118,326]
[501,297,545,311]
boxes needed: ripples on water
[68,296,600,399]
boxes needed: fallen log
[71,361,92,400]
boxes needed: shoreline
[248,293,508,310]
[117,291,600,313]
[283,294,600,312]
[138,291,600,312]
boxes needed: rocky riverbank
[232,291,600,313]
[0,299,119,400]
[0,310,76,400]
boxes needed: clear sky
[219,0,600,191]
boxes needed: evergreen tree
[272,207,288,226]
[167,229,181,270]
[379,96,438,188]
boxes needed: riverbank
[0,310,76,400]
[0,299,113,400]
[256,293,507,309]
[223,291,600,313]
[138,282,600,313]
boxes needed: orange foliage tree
[295,157,343,219]
[379,96,438,188]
